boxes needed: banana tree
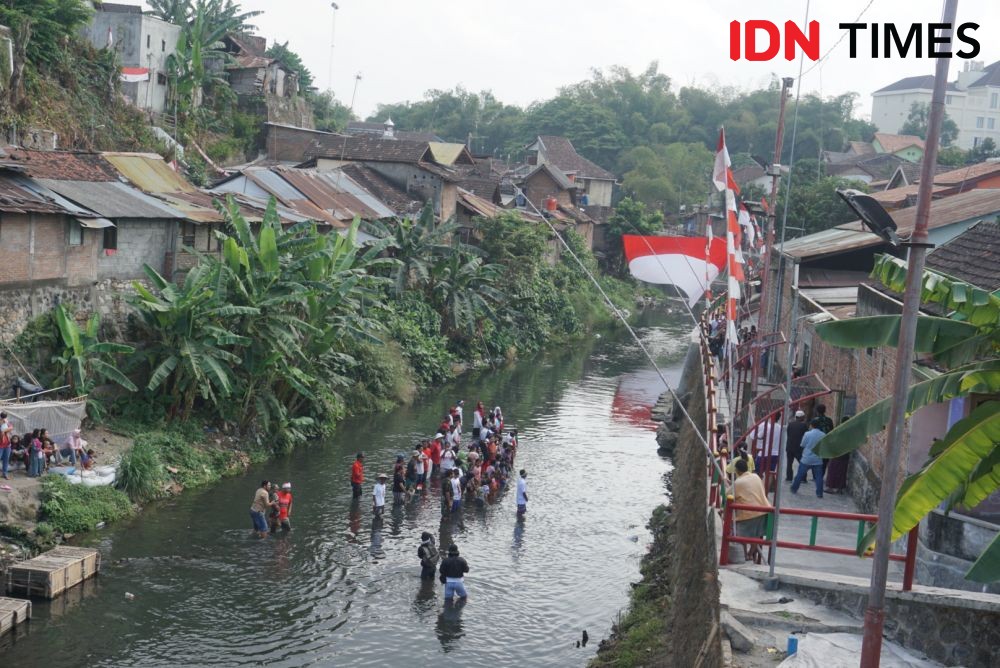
[813,253,1000,581]
[52,304,137,395]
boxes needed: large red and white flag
[714,128,743,342]
[121,67,149,83]
[623,235,727,308]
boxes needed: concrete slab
[720,568,862,631]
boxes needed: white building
[871,60,1000,151]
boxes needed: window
[68,221,83,246]
[146,35,150,49]
[157,72,167,86]
[103,226,118,251]
[181,221,196,247]
[946,95,953,105]
[974,137,982,148]
[990,118,997,130]
[977,117,985,128]
[992,92,999,109]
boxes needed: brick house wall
[1,213,98,287]
[97,219,177,280]
[522,170,571,211]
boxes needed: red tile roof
[534,136,616,181]
[873,133,925,154]
[0,148,119,181]
[925,220,1000,290]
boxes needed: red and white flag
[623,235,727,308]
[121,67,149,83]
[713,128,743,342]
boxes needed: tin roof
[102,152,196,193]
[35,179,184,219]
[276,168,390,222]
[0,148,119,181]
[0,173,68,215]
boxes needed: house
[871,133,926,162]
[874,160,1000,209]
[524,135,616,210]
[731,162,771,191]
[514,162,599,250]
[823,152,906,185]
[299,135,473,220]
[345,119,440,143]
[218,33,314,128]
[872,59,1000,151]
[81,2,180,115]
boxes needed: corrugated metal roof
[103,152,195,193]
[780,227,882,259]
[276,169,376,223]
[0,173,67,214]
[324,170,396,219]
[800,287,859,305]
[35,179,184,219]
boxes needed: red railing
[700,314,729,509]
[720,502,918,591]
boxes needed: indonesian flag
[623,235,727,308]
[121,67,149,83]
[714,128,742,343]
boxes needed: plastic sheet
[779,633,944,668]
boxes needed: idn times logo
[730,20,981,61]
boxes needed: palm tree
[429,253,506,337]
[814,253,1000,581]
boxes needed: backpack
[418,543,438,567]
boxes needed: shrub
[116,437,166,503]
[35,522,54,538]
[40,475,133,534]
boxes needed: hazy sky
[145,0,1000,121]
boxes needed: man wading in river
[439,543,470,601]
[418,531,439,580]
[351,452,365,499]
[250,480,272,538]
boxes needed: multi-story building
[871,60,1000,151]
[81,2,181,116]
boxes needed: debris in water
[124,592,135,601]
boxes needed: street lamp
[328,2,340,93]
[836,189,900,246]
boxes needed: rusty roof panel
[0,148,119,181]
[0,174,66,214]
[103,152,196,193]
[35,179,184,219]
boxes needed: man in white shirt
[455,400,464,432]
[752,413,783,474]
[516,469,528,518]
[372,473,387,517]
[449,469,463,512]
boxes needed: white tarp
[779,633,945,668]
[0,400,87,445]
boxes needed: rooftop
[873,133,926,154]
[925,220,1000,292]
[306,135,433,164]
[0,148,119,182]
[531,135,616,181]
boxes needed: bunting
[712,128,743,343]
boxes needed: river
[1,309,690,667]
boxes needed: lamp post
[350,72,362,112]
[857,4,957,665]
[328,2,340,93]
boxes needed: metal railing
[719,502,918,591]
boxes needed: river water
[1,309,690,667]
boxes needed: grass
[40,475,134,534]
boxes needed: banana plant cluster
[813,253,1000,581]
[129,196,392,445]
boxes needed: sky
[145,0,1000,121]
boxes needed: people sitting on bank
[791,419,826,498]
[60,428,88,467]
[9,435,27,473]
[732,458,770,564]
[28,431,45,477]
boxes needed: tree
[0,0,93,66]
[619,142,714,214]
[775,169,868,236]
[814,253,1000,581]
[900,101,960,147]
[265,41,313,89]
[605,197,664,275]
[52,304,137,399]
[311,90,354,132]
[968,138,999,163]
[146,0,192,25]
[429,254,505,337]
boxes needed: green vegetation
[899,101,960,147]
[39,475,134,534]
[815,253,1000,582]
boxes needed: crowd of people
[246,398,528,603]
[0,413,95,481]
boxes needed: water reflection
[435,598,467,652]
[369,517,385,560]
[512,521,526,561]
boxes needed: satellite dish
[836,189,900,246]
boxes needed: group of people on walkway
[0,414,95,480]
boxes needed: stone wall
[668,341,724,667]
[756,570,1000,667]
[918,510,1000,595]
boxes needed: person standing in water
[250,480,272,538]
[373,473,387,518]
[516,469,528,518]
[276,482,293,532]
[351,452,365,499]
[418,532,439,580]
[439,543,470,601]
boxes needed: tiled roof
[346,121,440,142]
[0,148,118,181]
[337,163,423,216]
[873,133,925,154]
[534,135,616,181]
[732,164,765,184]
[967,61,1000,89]
[925,220,1000,291]
[306,135,433,164]
[847,141,875,156]
[826,153,905,181]
[873,75,936,94]
[933,160,1000,187]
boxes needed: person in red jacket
[276,482,293,532]
[351,452,365,499]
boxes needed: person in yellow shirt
[733,458,770,563]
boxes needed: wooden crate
[0,597,31,636]
[5,547,100,599]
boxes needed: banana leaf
[814,315,982,367]
[966,531,1000,582]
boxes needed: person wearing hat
[438,543,470,601]
[351,452,365,499]
[785,409,809,482]
[276,482,293,532]
[372,473,388,517]
[417,531,439,580]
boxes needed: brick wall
[264,124,333,162]
[0,213,98,287]
[522,170,569,211]
[97,219,176,280]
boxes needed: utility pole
[859,3,957,665]
[748,76,793,427]
[328,3,340,92]
[349,72,362,112]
